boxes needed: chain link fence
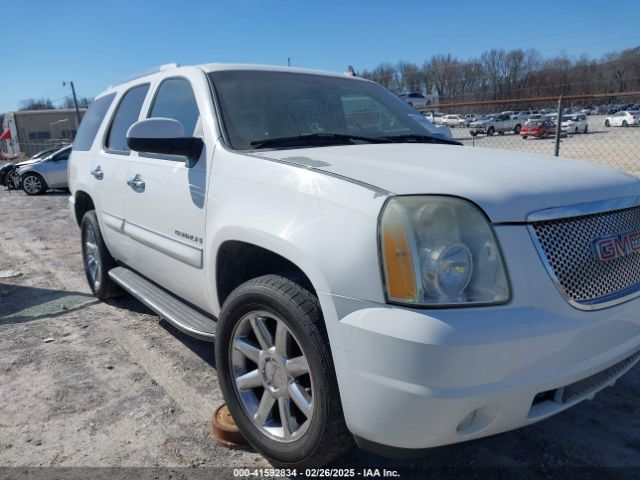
[418,92,640,178]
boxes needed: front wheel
[81,211,120,300]
[216,275,353,468]
[487,127,495,136]
[605,119,610,127]
[584,125,588,133]
[514,124,521,134]
[622,120,629,127]
[22,173,46,195]
[521,135,528,139]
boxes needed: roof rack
[109,63,180,89]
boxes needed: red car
[520,119,556,139]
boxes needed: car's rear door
[122,71,214,310]
[94,82,152,264]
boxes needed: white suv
[69,63,640,467]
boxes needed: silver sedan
[18,145,72,195]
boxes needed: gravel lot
[1,177,640,478]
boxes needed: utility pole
[63,81,82,129]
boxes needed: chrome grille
[531,206,640,308]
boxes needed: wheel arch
[74,190,95,226]
[213,236,327,312]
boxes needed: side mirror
[126,118,203,159]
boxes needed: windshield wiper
[250,133,392,149]
[382,134,462,146]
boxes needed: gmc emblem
[594,230,640,261]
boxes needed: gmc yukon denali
[68,63,640,467]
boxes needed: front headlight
[380,196,510,306]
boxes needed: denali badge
[594,230,640,261]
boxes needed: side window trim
[103,82,151,156]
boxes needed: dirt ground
[1,187,640,479]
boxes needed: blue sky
[1,0,638,112]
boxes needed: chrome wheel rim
[83,225,101,289]
[230,310,313,443]
[23,175,41,194]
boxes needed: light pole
[63,81,82,128]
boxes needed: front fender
[204,146,390,315]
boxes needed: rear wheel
[487,127,495,136]
[81,211,121,300]
[605,119,610,127]
[622,120,629,127]
[514,124,522,134]
[574,127,579,134]
[521,135,528,139]
[22,173,46,195]
[584,125,588,133]
[216,275,353,468]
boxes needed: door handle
[127,174,145,192]
[90,166,103,180]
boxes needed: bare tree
[19,98,55,111]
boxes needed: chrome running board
[109,266,216,341]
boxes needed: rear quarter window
[73,93,116,151]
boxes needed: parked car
[16,145,72,195]
[398,92,428,108]
[0,146,67,187]
[469,112,523,136]
[441,114,466,127]
[605,110,640,127]
[68,63,640,468]
[520,119,557,139]
[425,112,444,124]
[561,113,589,134]
[463,114,478,125]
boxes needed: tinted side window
[73,93,115,151]
[54,149,70,161]
[149,78,200,135]
[106,84,150,153]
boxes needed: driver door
[123,72,214,310]
[45,148,70,188]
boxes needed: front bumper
[318,225,640,450]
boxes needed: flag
[0,129,11,141]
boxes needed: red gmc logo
[594,230,640,261]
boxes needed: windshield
[209,70,441,150]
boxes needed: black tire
[574,127,579,134]
[605,119,610,127]
[487,127,495,136]
[584,125,588,133]
[521,135,528,139]
[622,120,628,127]
[498,130,505,135]
[470,131,477,137]
[216,274,353,468]
[80,211,121,300]
[21,173,46,195]
[514,124,522,134]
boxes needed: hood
[470,120,489,126]
[16,158,44,167]
[256,144,640,223]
